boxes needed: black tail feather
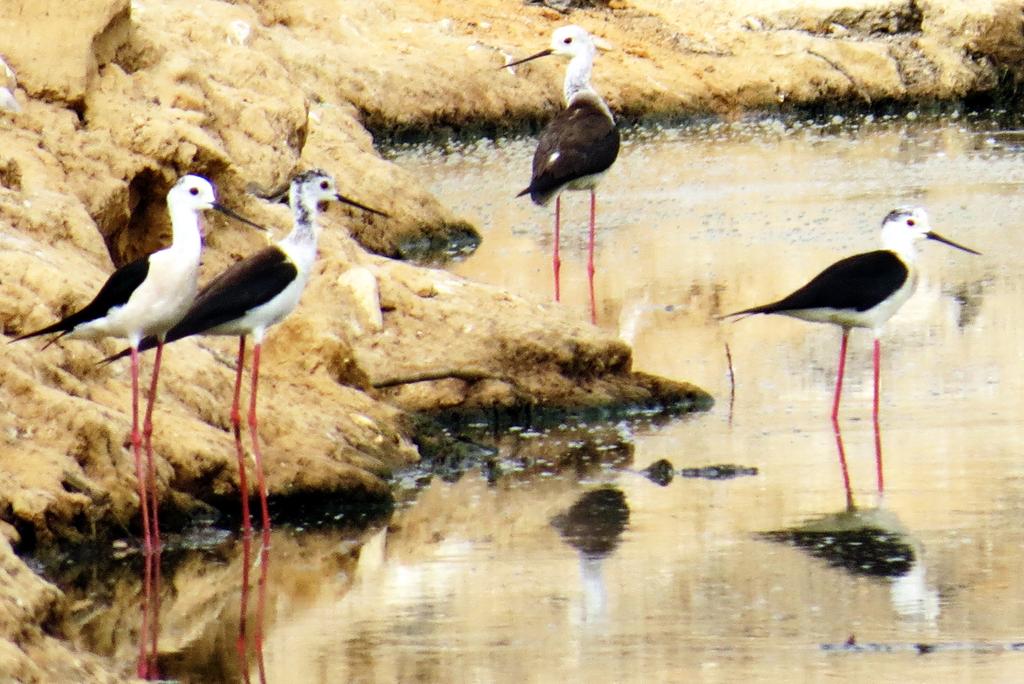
[717,302,778,321]
[10,321,72,347]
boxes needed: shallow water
[50,112,1024,681]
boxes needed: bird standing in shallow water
[507,25,620,324]
[12,175,260,553]
[723,207,979,421]
[105,169,387,540]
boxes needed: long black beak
[502,48,554,70]
[212,203,268,231]
[926,231,980,255]
[336,193,389,218]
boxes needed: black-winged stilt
[723,207,979,421]
[12,175,261,553]
[104,169,386,541]
[506,25,620,324]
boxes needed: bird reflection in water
[128,532,268,683]
[551,487,630,623]
[762,420,939,623]
[831,416,884,510]
[137,546,162,679]
[237,532,269,684]
[765,420,905,576]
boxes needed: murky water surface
[50,113,1024,680]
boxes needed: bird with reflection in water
[506,25,620,324]
[723,207,979,421]
[103,169,387,541]
[11,175,262,553]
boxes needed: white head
[504,26,609,105]
[548,25,597,61]
[291,169,338,207]
[880,206,978,261]
[164,175,218,245]
[289,168,387,225]
[166,174,266,234]
[168,175,217,211]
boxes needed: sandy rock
[355,259,708,416]
[919,0,1024,92]
[336,266,385,335]
[0,0,130,106]
[746,0,922,35]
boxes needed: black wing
[518,95,620,205]
[727,250,909,316]
[102,246,297,361]
[13,257,150,342]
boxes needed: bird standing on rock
[104,169,387,540]
[12,175,262,552]
[723,207,979,421]
[507,25,620,324]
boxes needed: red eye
[906,219,915,226]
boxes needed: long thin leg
[872,335,884,495]
[231,336,251,539]
[131,344,151,679]
[247,342,270,535]
[831,329,850,422]
[831,419,854,511]
[872,336,881,421]
[130,346,151,553]
[553,195,562,302]
[146,351,164,675]
[587,189,597,324]
[233,336,256,683]
[247,341,271,683]
[142,341,164,552]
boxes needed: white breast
[73,247,200,343]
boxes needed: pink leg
[587,189,597,325]
[142,341,164,552]
[872,337,881,421]
[831,419,854,511]
[140,346,165,679]
[131,346,152,679]
[247,342,271,682]
[231,337,252,539]
[831,329,850,422]
[130,346,152,554]
[553,195,562,302]
[247,342,271,536]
